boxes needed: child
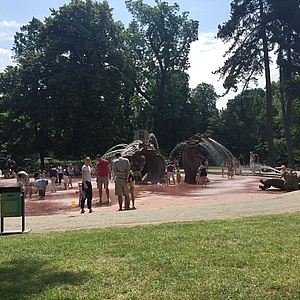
[176,169,181,184]
[199,164,208,187]
[195,172,201,186]
[63,169,69,190]
[227,163,234,179]
[128,172,136,209]
[163,172,168,186]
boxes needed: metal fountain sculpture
[103,134,165,184]
[172,133,233,184]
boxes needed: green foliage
[1,0,300,164]
[0,0,133,162]
[190,83,219,135]
[125,0,199,151]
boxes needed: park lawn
[1,213,300,300]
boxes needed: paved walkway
[2,188,300,234]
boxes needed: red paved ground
[1,172,285,216]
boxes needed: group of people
[80,153,136,214]
[164,159,181,185]
[17,170,48,200]
[48,163,75,192]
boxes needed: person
[176,168,181,184]
[249,151,255,174]
[49,166,58,192]
[195,172,201,186]
[112,152,130,211]
[110,157,116,182]
[163,172,168,185]
[57,164,63,185]
[67,163,74,188]
[280,165,287,177]
[238,154,244,175]
[204,159,209,173]
[199,164,208,187]
[173,158,179,170]
[128,172,136,209]
[81,157,93,213]
[167,162,175,185]
[63,169,69,190]
[16,170,30,198]
[132,160,142,182]
[227,162,234,179]
[33,172,48,200]
[254,151,260,168]
[40,169,46,178]
[95,154,111,205]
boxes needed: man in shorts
[112,152,130,211]
[96,154,111,205]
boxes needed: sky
[0,0,278,109]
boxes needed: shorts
[167,172,175,180]
[200,176,207,183]
[97,176,109,189]
[115,178,129,197]
[128,181,135,189]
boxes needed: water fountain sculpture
[103,135,165,184]
[181,133,233,184]
[259,172,300,191]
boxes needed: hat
[280,165,286,169]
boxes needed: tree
[125,0,199,151]
[214,0,276,166]
[219,88,269,161]
[0,66,36,158]
[1,0,133,166]
[189,83,219,134]
[269,0,300,167]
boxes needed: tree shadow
[0,257,90,299]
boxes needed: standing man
[96,154,111,205]
[81,157,93,214]
[113,152,130,211]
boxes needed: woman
[81,157,93,213]
[67,163,74,188]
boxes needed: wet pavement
[1,172,300,233]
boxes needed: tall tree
[2,0,132,166]
[219,88,269,160]
[125,0,198,150]
[270,0,300,167]
[214,0,276,166]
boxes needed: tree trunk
[260,0,276,166]
[279,47,295,168]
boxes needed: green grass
[1,213,300,299]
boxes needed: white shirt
[82,165,91,182]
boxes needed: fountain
[171,133,233,184]
[103,137,165,184]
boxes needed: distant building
[134,129,149,142]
